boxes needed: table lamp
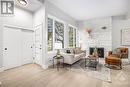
[54,42,62,57]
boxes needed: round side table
[53,55,64,71]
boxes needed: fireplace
[89,47,104,58]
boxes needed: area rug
[122,59,130,66]
[69,59,111,82]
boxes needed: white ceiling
[48,0,129,20]
[15,0,43,12]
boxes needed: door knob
[4,48,7,50]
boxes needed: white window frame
[47,15,65,52]
[68,24,78,48]
[47,17,53,51]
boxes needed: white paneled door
[3,27,21,69]
[21,30,33,65]
[34,24,43,66]
[3,27,33,70]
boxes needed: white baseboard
[0,81,2,85]
[42,65,48,69]
[0,67,4,85]
[0,67,4,72]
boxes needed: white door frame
[34,24,43,66]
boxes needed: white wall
[126,0,130,19]
[45,1,77,26]
[3,7,33,29]
[112,15,130,59]
[78,17,112,57]
[0,7,33,69]
[45,1,78,66]
[33,6,45,26]
[0,17,3,68]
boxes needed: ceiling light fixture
[18,0,28,6]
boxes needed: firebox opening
[89,47,104,58]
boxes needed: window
[74,28,76,47]
[55,20,64,48]
[69,25,77,47]
[69,26,73,47]
[47,18,53,51]
[47,16,65,51]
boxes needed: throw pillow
[66,50,71,54]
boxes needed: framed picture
[121,29,130,46]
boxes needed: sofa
[61,47,86,65]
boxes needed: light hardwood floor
[0,64,130,87]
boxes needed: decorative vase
[93,47,98,57]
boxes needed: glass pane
[69,26,73,47]
[55,21,64,48]
[48,18,53,51]
[74,28,76,47]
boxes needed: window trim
[47,17,53,51]
[68,24,78,48]
[47,14,65,52]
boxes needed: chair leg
[70,64,72,69]
[120,66,122,69]
[85,58,87,67]
[120,63,122,69]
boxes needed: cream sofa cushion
[73,47,82,54]
[61,48,86,64]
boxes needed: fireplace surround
[89,47,104,58]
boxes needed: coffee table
[85,56,99,70]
